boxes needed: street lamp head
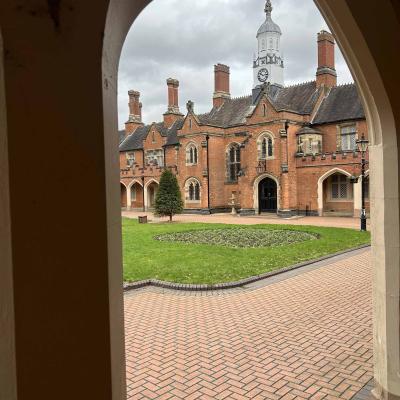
[356,134,369,153]
[349,175,359,184]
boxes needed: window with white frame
[186,143,198,165]
[186,179,201,201]
[227,144,241,182]
[258,134,274,160]
[127,152,135,166]
[145,149,164,167]
[130,185,137,201]
[340,125,357,151]
[330,174,352,200]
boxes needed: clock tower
[253,0,284,88]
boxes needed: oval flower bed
[154,228,318,248]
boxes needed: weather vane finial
[265,0,272,17]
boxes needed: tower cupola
[253,0,284,88]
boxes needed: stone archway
[0,1,399,400]
[127,179,144,210]
[317,168,353,216]
[144,180,159,211]
[120,182,127,209]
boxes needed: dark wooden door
[259,178,277,212]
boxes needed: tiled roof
[268,82,322,114]
[197,82,322,128]
[119,125,150,152]
[119,118,184,152]
[165,118,185,146]
[118,130,126,144]
[312,84,365,125]
[198,96,253,128]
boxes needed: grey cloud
[118,0,353,127]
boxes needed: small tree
[154,169,184,222]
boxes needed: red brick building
[119,0,369,217]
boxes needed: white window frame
[227,144,241,183]
[257,133,274,160]
[145,149,164,167]
[185,178,201,203]
[185,143,198,166]
[329,174,353,201]
[130,185,137,201]
[127,152,135,166]
[340,124,357,151]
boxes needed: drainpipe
[206,135,211,213]
[163,146,166,169]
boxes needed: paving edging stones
[123,244,371,293]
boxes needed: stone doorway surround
[253,173,281,214]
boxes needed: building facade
[119,0,369,217]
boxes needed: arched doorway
[145,181,159,210]
[120,183,127,209]
[258,177,277,213]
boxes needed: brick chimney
[213,64,231,108]
[163,78,183,127]
[125,90,144,135]
[316,31,337,88]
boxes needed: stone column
[0,1,134,399]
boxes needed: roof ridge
[283,80,316,88]
[230,94,252,100]
[334,82,356,88]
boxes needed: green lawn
[122,218,370,285]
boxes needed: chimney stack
[316,31,337,88]
[213,64,231,108]
[164,78,183,127]
[125,90,144,135]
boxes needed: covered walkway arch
[1,1,400,399]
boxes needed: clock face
[258,68,269,83]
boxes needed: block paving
[124,250,373,399]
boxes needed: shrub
[154,169,184,222]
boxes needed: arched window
[261,39,266,50]
[263,104,267,117]
[227,144,241,182]
[258,134,274,160]
[186,178,201,201]
[186,143,198,165]
[130,185,136,201]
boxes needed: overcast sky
[118,0,353,128]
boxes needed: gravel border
[123,244,371,293]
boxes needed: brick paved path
[122,210,370,230]
[124,250,372,399]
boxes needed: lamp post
[356,134,369,231]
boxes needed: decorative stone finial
[264,0,272,17]
[186,100,194,113]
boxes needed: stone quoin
[119,0,369,217]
